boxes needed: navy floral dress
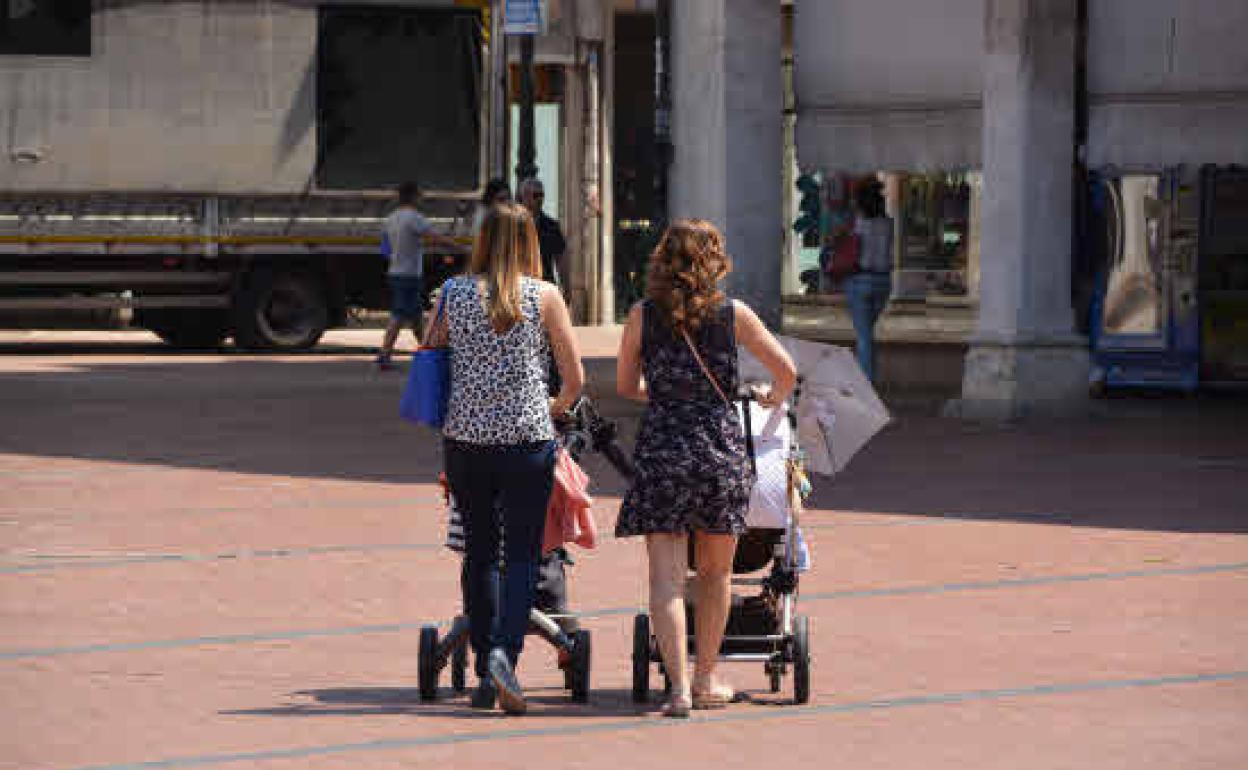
[616,300,753,537]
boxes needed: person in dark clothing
[615,218,797,717]
[520,177,568,395]
[519,178,567,288]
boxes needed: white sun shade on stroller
[737,399,812,572]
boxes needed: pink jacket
[544,447,598,553]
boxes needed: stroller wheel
[451,635,468,693]
[562,640,575,690]
[768,665,783,693]
[418,626,439,702]
[792,615,811,705]
[631,614,651,702]
[569,629,592,703]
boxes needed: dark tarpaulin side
[317,6,482,192]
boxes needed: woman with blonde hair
[433,202,584,714]
[615,219,797,717]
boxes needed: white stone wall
[794,0,1248,172]
[0,1,318,193]
[1087,0,1248,167]
[793,0,984,172]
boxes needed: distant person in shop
[375,181,466,371]
[844,180,894,383]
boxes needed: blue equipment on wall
[1087,168,1201,394]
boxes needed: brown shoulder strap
[422,283,450,348]
[681,328,731,407]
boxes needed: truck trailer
[0,0,497,349]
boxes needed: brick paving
[1,329,1246,770]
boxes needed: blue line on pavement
[52,669,1248,770]
[0,542,442,574]
[0,622,441,661]
[4,560,1246,662]
[801,560,1248,602]
[0,496,444,522]
[801,510,1075,529]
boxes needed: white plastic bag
[738,400,792,530]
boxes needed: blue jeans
[387,274,424,321]
[845,272,892,382]
[444,438,556,677]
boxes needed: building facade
[667,0,1248,415]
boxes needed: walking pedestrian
[615,219,797,717]
[844,180,894,382]
[519,178,567,289]
[435,202,584,715]
[473,177,512,234]
[375,181,465,370]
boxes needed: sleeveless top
[615,299,752,537]
[441,275,555,445]
[642,299,741,407]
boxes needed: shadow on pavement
[0,349,636,491]
[2,344,1244,533]
[222,686,650,719]
[0,339,379,357]
[812,396,1248,534]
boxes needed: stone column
[670,0,783,327]
[951,0,1089,419]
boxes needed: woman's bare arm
[540,284,585,416]
[616,302,648,403]
[734,301,797,408]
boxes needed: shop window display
[895,173,975,298]
[794,171,980,300]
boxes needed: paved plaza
[2,330,1246,770]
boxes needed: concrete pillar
[670,0,783,327]
[951,0,1089,419]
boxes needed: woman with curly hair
[615,219,796,717]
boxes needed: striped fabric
[445,494,465,553]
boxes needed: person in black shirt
[519,178,567,289]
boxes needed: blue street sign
[504,0,546,35]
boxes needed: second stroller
[418,397,634,702]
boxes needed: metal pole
[489,0,507,181]
[515,34,538,182]
[599,1,616,322]
[653,0,672,228]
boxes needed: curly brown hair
[646,218,733,334]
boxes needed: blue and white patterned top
[441,275,555,445]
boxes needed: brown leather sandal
[691,683,735,710]
[660,694,692,718]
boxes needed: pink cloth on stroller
[544,447,598,553]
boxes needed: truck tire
[233,268,328,351]
[137,309,229,350]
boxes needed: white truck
[0,0,498,349]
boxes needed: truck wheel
[234,269,328,351]
[138,310,229,350]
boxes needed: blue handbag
[400,292,451,428]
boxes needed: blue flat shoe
[487,648,526,715]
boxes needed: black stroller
[417,397,634,702]
[630,392,813,704]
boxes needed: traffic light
[794,172,822,248]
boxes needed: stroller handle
[557,396,636,481]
